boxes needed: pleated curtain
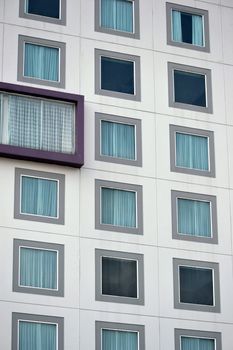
[192,15,203,46]
[19,321,56,350]
[101,0,133,33]
[172,10,182,42]
[181,336,214,350]
[172,10,203,46]
[102,329,138,350]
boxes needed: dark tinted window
[181,12,192,44]
[27,0,60,19]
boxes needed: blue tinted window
[26,0,60,19]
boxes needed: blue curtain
[192,14,203,46]
[24,43,59,82]
[101,0,133,33]
[101,187,136,227]
[178,198,211,237]
[21,176,58,218]
[20,247,57,289]
[102,329,138,350]
[172,10,182,42]
[176,132,209,171]
[19,321,56,350]
[181,336,214,350]
[101,120,135,160]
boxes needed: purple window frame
[0,82,84,167]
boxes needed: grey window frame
[173,258,220,312]
[95,49,141,101]
[14,168,65,225]
[95,112,142,166]
[12,312,64,350]
[168,62,213,113]
[19,0,66,25]
[96,321,145,350]
[166,2,210,52]
[170,124,215,177]
[18,35,66,88]
[171,190,218,244]
[175,328,222,350]
[95,0,140,39]
[95,179,143,234]
[13,239,64,296]
[95,249,144,305]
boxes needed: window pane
[181,336,215,350]
[21,176,58,218]
[20,247,57,289]
[101,187,136,227]
[26,0,60,19]
[101,120,135,160]
[172,10,203,46]
[102,257,137,298]
[24,43,59,82]
[176,133,209,171]
[19,321,56,350]
[174,70,206,107]
[101,0,133,33]
[102,329,138,350]
[101,56,134,94]
[179,266,213,305]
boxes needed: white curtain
[172,10,182,42]
[102,329,138,350]
[19,321,56,350]
[192,15,203,46]
[101,0,133,33]
[181,336,214,350]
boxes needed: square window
[95,179,143,234]
[95,0,139,39]
[13,239,64,296]
[96,321,145,350]
[95,113,142,166]
[168,62,213,113]
[171,190,218,243]
[95,249,144,305]
[12,313,64,350]
[95,49,141,101]
[18,35,65,88]
[166,3,210,52]
[173,258,220,312]
[175,329,222,350]
[170,125,215,177]
[14,168,65,224]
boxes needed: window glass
[181,336,215,350]
[102,329,138,350]
[172,10,203,46]
[101,0,133,33]
[26,0,60,19]
[19,321,57,350]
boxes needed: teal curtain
[20,247,57,289]
[101,120,135,160]
[101,0,133,33]
[178,198,211,237]
[24,43,59,81]
[172,10,182,42]
[101,187,136,227]
[102,329,138,350]
[192,14,203,46]
[21,176,58,218]
[181,336,214,350]
[176,132,209,171]
[19,321,56,350]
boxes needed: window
[95,113,142,166]
[95,249,144,305]
[12,313,64,350]
[175,329,222,350]
[95,0,139,39]
[95,179,143,234]
[0,82,84,167]
[173,258,220,312]
[95,49,141,101]
[166,3,210,52]
[13,239,64,296]
[170,125,215,177]
[14,168,65,224]
[18,35,65,88]
[19,0,66,25]
[171,190,218,243]
[168,62,213,113]
[96,321,145,350]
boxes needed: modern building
[0,0,232,349]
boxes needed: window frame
[95,179,143,234]
[95,49,141,101]
[19,0,66,25]
[173,258,220,312]
[166,2,210,52]
[175,328,222,350]
[168,62,213,113]
[13,239,64,296]
[171,190,218,244]
[95,249,144,305]
[18,35,66,88]
[14,168,65,225]
[170,124,215,177]
[95,112,142,166]
[95,0,140,39]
